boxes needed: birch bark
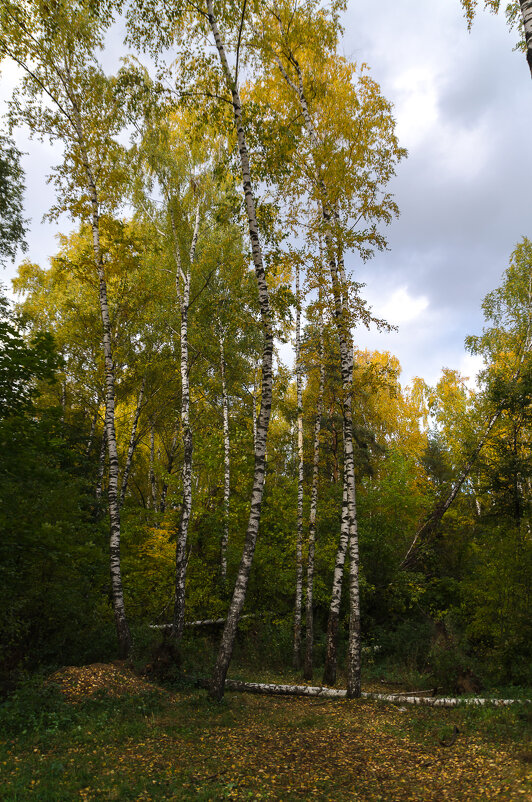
[303,300,325,681]
[69,95,131,657]
[293,261,304,669]
[520,0,532,76]
[252,366,259,453]
[172,205,200,643]
[273,49,361,695]
[207,0,274,701]
[323,466,349,685]
[0,9,132,656]
[219,331,230,583]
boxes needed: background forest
[1,0,531,705]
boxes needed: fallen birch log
[218,680,529,708]
[150,614,254,630]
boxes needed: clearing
[0,663,530,800]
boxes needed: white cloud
[458,352,485,390]
[378,286,429,326]
[393,68,439,149]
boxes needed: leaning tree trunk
[293,261,304,670]
[172,205,200,644]
[219,331,231,583]
[207,0,274,702]
[70,100,131,656]
[401,407,502,569]
[119,376,146,509]
[520,0,532,77]
[303,299,325,681]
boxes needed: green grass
[0,667,530,801]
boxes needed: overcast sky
[343,0,532,388]
[1,0,531,389]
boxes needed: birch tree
[303,294,325,680]
[251,0,403,696]
[127,0,276,699]
[130,111,203,643]
[0,0,131,650]
[292,259,304,669]
[218,322,231,582]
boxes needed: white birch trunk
[251,362,259,453]
[520,0,532,77]
[207,0,275,701]
[346,465,362,697]
[273,51,361,696]
[293,262,304,669]
[219,332,231,583]
[304,301,325,681]
[215,680,527,707]
[323,466,349,685]
[337,255,361,698]
[69,98,131,657]
[119,376,145,509]
[172,205,200,643]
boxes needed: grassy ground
[0,663,530,800]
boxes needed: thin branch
[235,0,248,86]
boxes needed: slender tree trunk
[149,419,158,510]
[293,262,304,670]
[252,367,259,453]
[119,376,145,509]
[207,0,274,701]
[96,426,107,502]
[172,205,200,643]
[274,51,361,695]
[323,466,349,685]
[346,448,361,697]
[520,0,532,77]
[219,332,231,583]
[160,427,178,513]
[336,254,361,698]
[68,89,131,657]
[304,301,325,681]
[98,252,131,656]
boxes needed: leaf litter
[1,663,529,800]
